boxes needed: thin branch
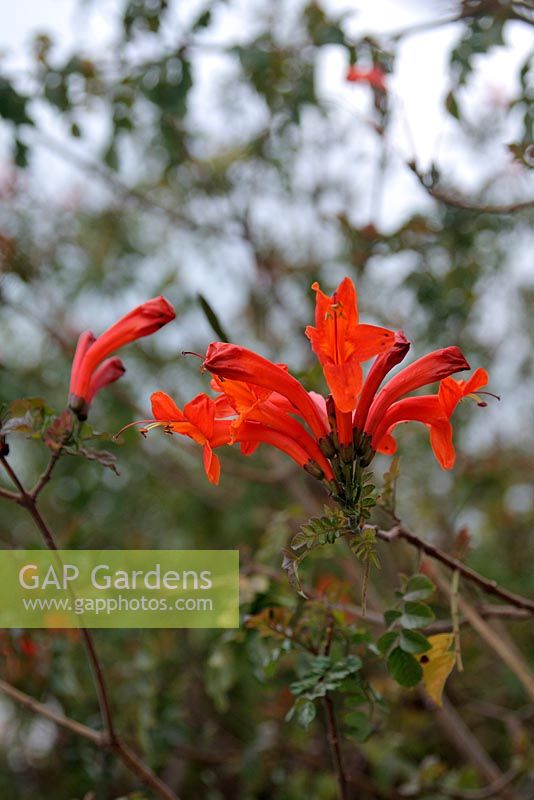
[435,571,534,701]
[30,446,64,499]
[422,694,510,791]
[374,524,534,613]
[0,454,179,800]
[243,562,533,629]
[323,694,349,800]
[0,485,20,502]
[0,454,27,495]
[0,678,104,745]
[430,768,521,800]
[0,678,179,800]
[36,131,228,238]
[408,162,534,215]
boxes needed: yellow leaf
[419,633,455,707]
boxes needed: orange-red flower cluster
[133,278,490,490]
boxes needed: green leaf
[0,78,33,125]
[403,574,435,602]
[377,631,398,655]
[400,601,435,629]
[399,629,431,655]
[387,647,423,688]
[344,711,373,742]
[384,609,402,627]
[281,548,306,598]
[344,689,368,707]
[290,655,362,701]
[14,138,29,167]
[445,90,460,120]
[297,700,316,729]
[197,293,230,343]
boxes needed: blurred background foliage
[0,0,533,798]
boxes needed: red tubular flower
[364,346,470,437]
[305,278,395,413]
[438,368,489,416]
[203,342,328,441]
[211,375,334,478]
[69,296,175,419]
[372,368,490,470]
[346,65,387,92]
[86,358,126,404]
[353,331,410,431]
[372,395,454,468]
[149,391,231,485]
[235,421,333,480]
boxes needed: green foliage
[0,1,532,797]
[380,574,436,689]
[0,77,33,125]
[386,646,423,688]
[290,654,362,701]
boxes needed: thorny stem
[373,524,534,613]
[0,453,179,800]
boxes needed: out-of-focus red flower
[19,635,39,657]
[69,296,175,419]
[346,65,387,92]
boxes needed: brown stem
[244,563,532,629]
[0,486,19,502]
[323,694,349,800]
[374,525,534,613]
[0,678,179,800]
[408,162,534,215]
[30,446,64,499]
[0,678,104,745]
[435,571,534,701]
[0,454,179,800]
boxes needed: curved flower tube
[353,330,410,431]
[69,296,175,419]
[204,342,328,441]
[364,346,470,437]
[372,368,490,469]
[234,421,334,481]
